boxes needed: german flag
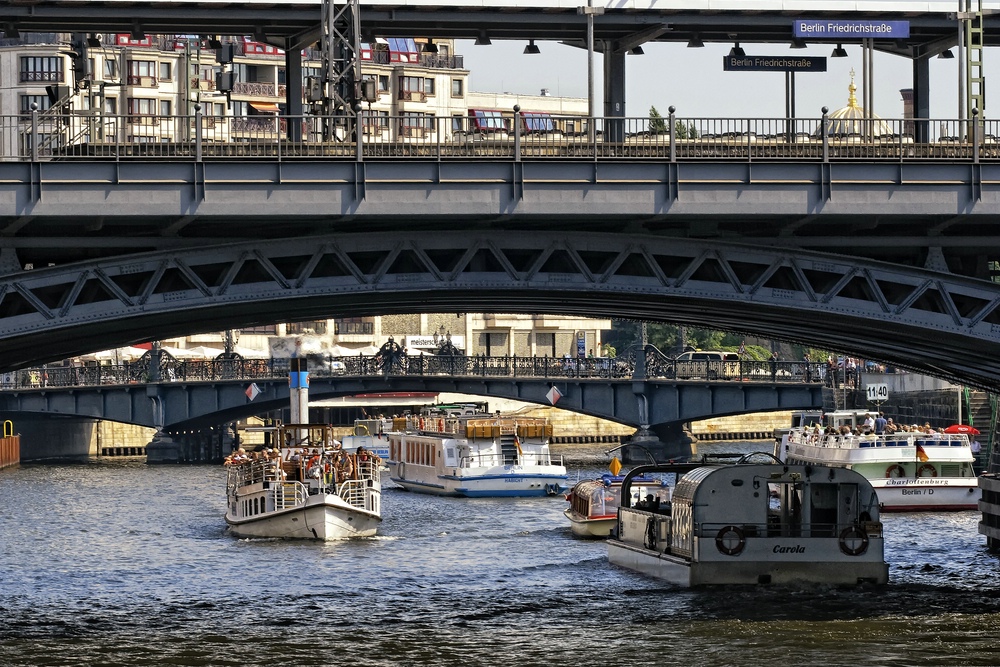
[916,443,929,462]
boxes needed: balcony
[335,321,374,335]
[20,71,63,83]
[233,81,277,97]
[398,89,426,103]
[419,54,465,70]
[128,75,159,88]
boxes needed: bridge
[1,6,999,404]
[0,352,824,450]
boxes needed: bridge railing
[4,108,998,163]
[0,355,826,390]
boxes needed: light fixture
[475,33,491,46]
[86,34,102,48]
[130,24,145,40]
[3,23,19,39]
[423,39,438,54]
[728,42,745,58]
[687,34,705,48]
[208,36,223,49]
[938,49,955,59]
[831,43,848,58]
[630,45,644,55]
[523,39,540,55]
[790,38,807,49]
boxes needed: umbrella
[944,424,980,435]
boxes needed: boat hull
[392,472,568,497]
[564,509,616,538]
[608,539,889,586]
[226,495,381,540]
[871,478,980,511]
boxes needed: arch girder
[2,232,1000,387]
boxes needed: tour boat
[565,472,670,538]
[775,410,979,511]
[607,458,889,586]
[386,408,568,497]
[225,423,382,540]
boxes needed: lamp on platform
[423,39,438,54]
[687,34,704,48]
[831,43,848,58]
[630,45,644,55]
[728,42,746,58]
[790,38,807,49]
[523,39,540,55]
[475,32,492,46]
[938,49,955,59]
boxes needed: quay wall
[6,414,155,461]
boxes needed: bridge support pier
[146,425,232,463]
[620,423,695,464]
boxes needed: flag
[514,431,523,457]
[546,385,562,405]
[916,443,929,462]
[737,340,746,357]
[245,382,261,401]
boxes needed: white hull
[226,494,380,540]
[870,478,980,511]
[608,538,889,587]
[391,464,568,497]
[564,509,615,538]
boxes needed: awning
[249,102,280,113]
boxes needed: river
[1,441,998,666]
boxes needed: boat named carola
[387,407,568,497]
[608,458,889,586]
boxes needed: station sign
[794,19,909,40]
[723,56,827,72]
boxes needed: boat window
[767,481,804,537]
[809,483,839,536]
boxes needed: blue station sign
[723,55,827,72]
[793,19,910,39]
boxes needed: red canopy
[943,424,980,435]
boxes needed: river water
[1,441,999,667]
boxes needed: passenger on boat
[231,448,248,464]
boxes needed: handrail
[5,112,1000,163]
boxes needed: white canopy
[84,346,149,362]
[185,345,226,359]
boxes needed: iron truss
[2,231,1000,389]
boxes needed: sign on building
[723,56,827,72]
[793,20,909,40]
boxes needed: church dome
[814,71,895,138]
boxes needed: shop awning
[249,102,280,113]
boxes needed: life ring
[885,464,906,478]
[419,418,425,430]
[715,525,746,556]
[839,525,869,556]
[353,424,370,436]
[917,463,938,478]
[438,418,444,431]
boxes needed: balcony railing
[7,108,1000,164]
[233,81,277,97]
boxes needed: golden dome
[814,70,895,138]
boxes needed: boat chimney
[289,357,309,441]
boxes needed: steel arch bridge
[3,230,1000,390]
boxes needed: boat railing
[788,429,969,450]
[273,481,308,509]
[460,452,564,468]
[337,459,381,512]
[227,459,282,488]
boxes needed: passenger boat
[565,472,669,538]
[607,458,889,586]
[340,418,390,462]
[225,423,382,540]
[386,407,568,497]
[775,410,979,511]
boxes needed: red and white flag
[245,383,261,401]
[546,385,562,405]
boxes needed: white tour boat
[608,458,889,586]
[386,407,568,497]
[225,423,382,540]
[565,471,670,539]
[775,410,979,511]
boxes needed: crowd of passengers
[805,415,952,438]
[224,444,380,484]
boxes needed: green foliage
[674,120,700,139]
[649,106,667,134]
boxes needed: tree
[675,120,700,139]
[649,106,667,134]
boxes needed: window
[159,62,172,81]
[424,78,435,96]
[398,75,425,101]
[378,75,389,92]
[128,60,157,85]
[470,109,507,131]
[451,78,463,97]
[104,59,118,78]
[19,95,51,117]
[159,100,172,116]
[127,98,156,116]
[452,115,464,132]
[20,56,63,83]
[104,97,118,114]
[362,110,389,134]
[400,112,434,134]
